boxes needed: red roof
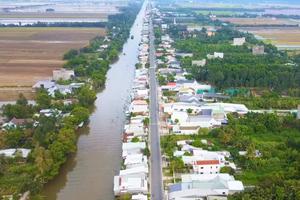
[195,160,220,165]
[167,82,176,86]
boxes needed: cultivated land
[0,27,106,89]
[219,17,298,25]
[0,12,108,20]
[241,27,300,45]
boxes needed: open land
[241,27,300,46]
[0,27,106,91]
[218,17,298,25]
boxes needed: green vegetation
[174,27,300,93]
[226,91,300,109]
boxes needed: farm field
[0,12,108,19]
[218,17,297,25]
[0,27,106,89]
[241,27,300,48]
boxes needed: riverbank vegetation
[0,1,142,198]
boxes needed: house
[171,111,221,134]
[33,80,55,90]
[129,100,148,114]
[39,109,62,117]
[214,52,224,59]
[192,160,221,174]
[177,94,202,104]
[207,52,224,59]
[2,117,31,129]
[124,154,148,169]
[252,45,265,55]
[192,59,206,67]
[114,173,148,195]
[163,102,201,115]
[124,123,146,139]
[204,103,248,115]
[53,69,74,81]
[122,142,146,158]
[233,37,246,46]
[176,80,212,92]
[168,174,244,200]
[0,148,31,158]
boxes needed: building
[2,117,31,129]
[233,37,246,46]
[0,148,31,158]
[168,174,244,200]
[252,45,265,55]
[192,59,206,67]
[129,100,149,114]
[122,142,146,158]
[113,173,148,195]
[214,52,224,59]
[192,160,221,174]
[53,69,75,81]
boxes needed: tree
[220,166,235,175]
[131,137,140,143]
[77,86,97,107]
[36,90,51,109]
[187,108,193,114]
[34,145,53,177]
[143,117,150,127]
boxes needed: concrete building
[192,59,206,67]
[233,37,246,46]
[53,69,75,81]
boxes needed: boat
[131,35,134,39]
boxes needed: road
[148,5,164,200]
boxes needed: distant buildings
[233,37,246,46]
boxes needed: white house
[233,37,246,46]
[124,154,148,169]
[168,174,244,200]
[114,173,148,195]
[214,52,224,59]
[0,148,31,158]
[53,69,75,81]
[129,100,149,114]
[192,59,206,67]
[204,103,248,115]
[122,142,146,158]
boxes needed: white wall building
[233,37,246,46]
[168,174,244,200]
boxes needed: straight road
[148,5,164,200]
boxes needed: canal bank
[42,2,147,199]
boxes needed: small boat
[131,35,134,39]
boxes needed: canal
[42,2,146,200]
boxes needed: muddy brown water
[41,2,146,200]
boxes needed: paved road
[149,6,164,200]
